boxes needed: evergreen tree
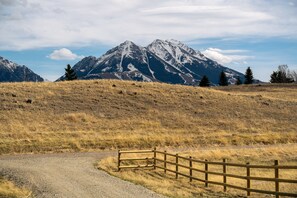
[270,71,280,83]
[270,65,294,83]
[199,75,210,87]
[65,64,77,81]
[236,76,242,85]
[219,71,228,86]
[244,67,253,84]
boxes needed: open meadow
[1,80,296,197]
[0,80,296,154]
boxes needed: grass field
[0,80,296,154]
[1,80,296,197]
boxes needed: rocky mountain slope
[58,39,244,85]
[0,56,44,82]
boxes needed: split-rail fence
[117,148,297,197]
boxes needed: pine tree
[65,64,77,81]
[270,71,280,83]
[236,76,242,85]
[244,67,253,84]
[270,65,294,83]
[219,71,228,86]
[199,75,210,87]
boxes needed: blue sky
[1,0,297,81]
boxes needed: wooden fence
[118,148,297,197]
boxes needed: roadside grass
[0,178,31,198]
[0,80,296,154]
[98,145,297,197]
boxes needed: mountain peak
[0,56,17,70]
[150,39,183,46]
[57,39,244,85]
[147,38,206,67]
[166,39,182,45]
[151,39,164,44]
[122,40,133,45]
[0,56,44,82]
[119,40,137,48]
[120,41,134,58]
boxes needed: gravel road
[0,152,165,198]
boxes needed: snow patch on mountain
[0,56,18,70]
[127,64,138,72]
[0,56,44,82]
[101,66,112,72]
[121,41,133,58]
[58,39,245,85]
[147,39,207,70]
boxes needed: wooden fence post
[275,160,279,198]
[118,150,121,171]
[116,149,297,198]
[176,154,179,179]
[246,162,250,196]
[164,151,167,174]
[223,159,227,192]
[153,147,156,170]
[205,159,208,187]
[189,156,193,182]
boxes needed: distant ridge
[0,56,44,82]
[57,39,244,85]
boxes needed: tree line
[63,63,296,85]
[199,65,297,87]
[199,66,253,87]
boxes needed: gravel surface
[0,152,166,198]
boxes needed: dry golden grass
[0,80,296,154]
[1,80,296,197]
[98,145,297,197]
[99,155,233,198]
[0,178,31,198]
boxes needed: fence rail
[118,148,297,197]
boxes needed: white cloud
[0,0,297,50]
[202,48,253,65]
[48,48,84,60]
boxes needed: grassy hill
[0,80,296,154]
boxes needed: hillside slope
[0,80,296,154]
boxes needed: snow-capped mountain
[58,39,244,85]
[0,56,44,82]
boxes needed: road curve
[0,151,165,198]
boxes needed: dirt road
[0,151,165,198]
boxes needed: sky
[0,0,297,82]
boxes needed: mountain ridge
[0,56,44,82]
[58,39,244,85]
